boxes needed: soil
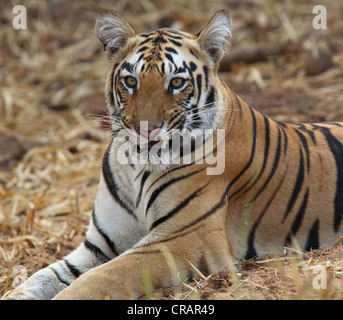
[6,236,343,300]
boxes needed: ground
[0,0,343,300]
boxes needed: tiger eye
[170,77,184,88]
[125,76,137,88]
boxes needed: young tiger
[4,10,343,300]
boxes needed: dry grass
[1,0,343,299]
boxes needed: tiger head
[95,10,231,165]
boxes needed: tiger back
[4,10,343,300]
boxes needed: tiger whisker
[183,102,217,114]
[182,108,240,121]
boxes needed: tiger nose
[136,122,164,138]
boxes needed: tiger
[3,9,343,300]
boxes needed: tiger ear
[95,10,135,59]
[197,11,232,68]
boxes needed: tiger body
[4,10,343,300]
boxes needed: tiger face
[96,10,231,166]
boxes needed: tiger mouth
[138,138,169,152]
[147,140,160,149]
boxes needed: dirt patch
[4,237,343,300]
[149,246,343,300]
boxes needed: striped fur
[4,10,343,300]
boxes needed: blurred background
[0,0,342,298]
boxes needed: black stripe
[92,209,119,256]
[189,49,199,59]
[244,169,287,260]
[320,127,343,232]
[167,39,182,47]
[175,64,187,74]
[203,66,209,89]
[232,93,243,122]
[233,93,242,109]
[284,188,309,245]
[176,193,227,234]
[165,29,182,36]
[168,110,183,128]
[298,124,316,145]
[150,183,208,231]
[154,64,163,76]
[294,129,310,172]
[107,63,119,107]
[139,37,153,46]
[165,53,178,74]
[125,249,162,256]
[64,259,81,278]
[146,162,201,195]
[146,130,219,193]
[305,219,320,251]
[320,122,342,127]
[185,87,195,105]
[145,168,205,216]
[279,124,288,155]
[191,105,202,129]
[139,225,202,249]
[49,267,70,286]
[259,114,271,172]
[121,61,134,73]
[165,53,175,64]
[230,115,270,199]
[165,33,183,40]
[140,32,154,38]
[183,61,194,82]
[141,63,146,73]
[153,33,168,44]
[165,47,178,54]
[137,46,148,53]
[136,170,151,207]
[196,74,202,104]
[117,88,124,104]
[102,143,137,219]
[250,125,282,203]
[205,86,215,107]
[136,53,145,64]
[84,239,111,263]
[190,61,197,72]
[134,168,145,182]
[282,146,305,221]
[228,107,257,197]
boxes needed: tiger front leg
[2,244,92,300]
[53,213,232,300]
[2,173,144,300]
